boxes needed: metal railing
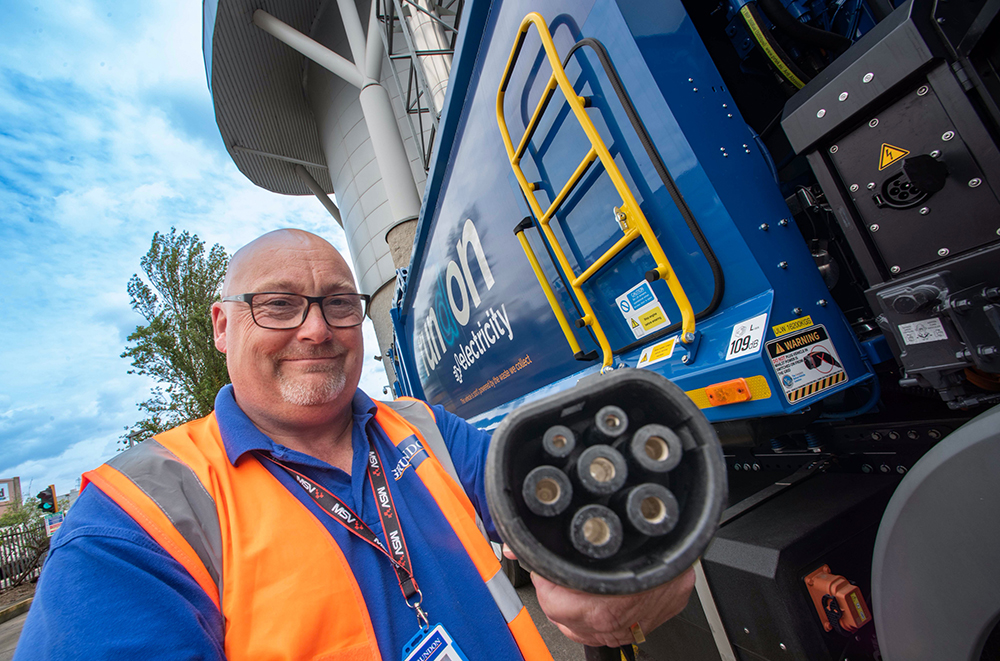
[376,0,464,171]
[496,13,697,370]
[0,520,46,590]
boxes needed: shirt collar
[214,384,379,466]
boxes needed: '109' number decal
[730,334,756,355]
[726,314,768,361]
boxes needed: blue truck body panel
[394,0,874,428]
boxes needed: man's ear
[211,301,228,353]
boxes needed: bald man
[17,230,693,661]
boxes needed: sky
[0,0,389,500]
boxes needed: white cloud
[0,0,392,493]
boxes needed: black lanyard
[257,444,429,625]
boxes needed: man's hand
[504,545,695,648]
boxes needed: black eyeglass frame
[221,292,371,330]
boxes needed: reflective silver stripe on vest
[486,568,524,623]
[382,399,490,539]
[107,439,224,604]
[384,399,458,478]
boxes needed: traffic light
[37,485,58,513]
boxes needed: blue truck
[205,0,1000,658]
[385,1,1000,659]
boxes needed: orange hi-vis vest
[81,398,553,661]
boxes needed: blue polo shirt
[15,387,523,661]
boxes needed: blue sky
[0,1,388,499]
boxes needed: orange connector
[804,565,872,635]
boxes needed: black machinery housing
[781,0,1000,408]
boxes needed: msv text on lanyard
[257,446,426,624]
[260,444,471,659]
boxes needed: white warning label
[615,281,670,340]
[766,325,847,403]
[725,313,767,361]
[898,318,948,345]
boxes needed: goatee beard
[276,356,347,406]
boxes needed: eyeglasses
[222,292,370,330]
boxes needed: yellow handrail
[515,228,585,357]
[496,13,697,369]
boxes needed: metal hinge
[951,60,974,92]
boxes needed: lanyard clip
[406,589,429,629]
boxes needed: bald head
[211,228,365,448]
[222,229,356,297]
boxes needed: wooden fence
[0,519,47,590]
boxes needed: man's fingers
[554,622,630,648]
[533,566,697,648]
[532,573,622,634]
[501,543,517,561]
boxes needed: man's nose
[296,301,333,342]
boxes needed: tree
[121,228,231,444]
[0,497,40,528]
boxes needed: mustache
[275,348,342,360]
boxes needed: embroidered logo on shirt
[392,440,424,481]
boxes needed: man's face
[211,232,364,424]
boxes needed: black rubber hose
[741,2,813,88]
[758,0,852,52]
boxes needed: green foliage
[121,228,231,445]
[0,497,41,528]
[0,494,72,528]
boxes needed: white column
[364,0,383,81]
[295,164,343,227]
[252,10,364,89]
[335,0,371,82]
[359,83,422,223]
[253,8,420,225]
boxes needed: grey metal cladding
[209,0,332,195]
[108,440,224,602]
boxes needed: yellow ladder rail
[496,13,697,370]
[514,223,590,360]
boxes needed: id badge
[401,623,470,661]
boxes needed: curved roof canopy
[203,0,333,195]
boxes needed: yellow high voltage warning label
[879,143,909,170]
[766,325,847,403]
[637,337,676,368]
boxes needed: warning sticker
[878,143,909,171]
[772,315,813,337]
[851,592,868,623]
[898,318,948,345]
[615,281,670,340]
[766,325,847,403]
[725,313,767,361]
[637,337,676,368]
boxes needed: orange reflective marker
[704,378,752,406]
